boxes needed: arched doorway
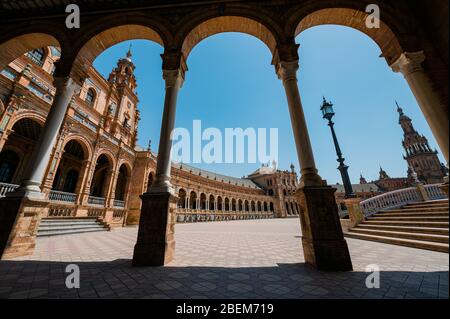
[0,150,20,184]
[178,189,187,209]
[90,154,112,199]
[0,118,43,185]
[115,164,130,202]
[200,193,207,210]
[189,191,197,210]
[209,195,215,210]
[52,140,85,194]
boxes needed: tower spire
[126,43,132,62]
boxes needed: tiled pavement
[0,219,448,299]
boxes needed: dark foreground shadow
[0,259,447,299]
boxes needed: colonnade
[0,36,447,271]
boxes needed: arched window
[27,48,45,66]
[85,88,96,106]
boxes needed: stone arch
[90,153,113,198]
[62,135,93,162]
[115,163,131,201]
[189,191,198,210]
[93,150,116,170]
[9,112,46,129]
[238,199,243,211]
[180,15,280,61]
[217,196,223,211]
[200,193,207,210]
[69,15,169,76]
[178,189,187,208]
[290,5,414,65]
[209,194,215,210]
[224,197,230,211]
[0,28,63,71]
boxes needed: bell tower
[397,102,447,184]
[104,46,140,147]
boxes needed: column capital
[275,60,300,82]
[163,69,185,89]
[52,76,79,94]
[390,51,425,76]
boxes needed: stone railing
[113,200,125,208]
[0,182,19,197]
[360,187,421,217]
[48,206,76,217]
[87,208,105,218]
[424,184,447,200]
[88,196,106,206]
[48,190,77,203]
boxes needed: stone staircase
[37,217,110,237]
[345,199,449,253]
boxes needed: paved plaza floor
[0,219,448,299]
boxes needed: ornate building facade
[0,47,300,230]
[397,102,448,184]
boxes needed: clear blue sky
[93,25,445,184]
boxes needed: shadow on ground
[0,259,447,299]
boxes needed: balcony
[88,196,106,206]
[48,190,77,203]
[0,182,19,198]
[113,200,125,208]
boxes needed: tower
[397,102,446,184]
[359,173,368,184]
[104,46,140,147]
[379,166,390,180]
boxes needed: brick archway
[180,15,280,61]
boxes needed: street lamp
[321,97,356,199]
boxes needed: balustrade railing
[88,196,106,206]
[360,186,427,217]
[113,200,125,208]
[0,182,19,197]
[424,184,447,200]
[48,190,77,203]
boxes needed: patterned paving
[0,219,448,299]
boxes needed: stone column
[133,56,185,266]
[13,77,78,199]
[275,51,352,271]
[391,51,449,163]
[276,60,324,187]
[149,69,184,194]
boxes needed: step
[40,221,100,227]
[405,202,449,209]
[376,212,449,218]
[38,225,106,232]
[344,232,449,253]
[356,224,449,236]
[349,228,449,244]
[37,228,108,237]
[385,207,449,213]
[368,216,448,222]
[363,220,449,228]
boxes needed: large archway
[0,118,43,186]
[52,140,87,195]
[90,154,113,200]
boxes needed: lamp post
[321,97,356,199]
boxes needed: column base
[344,197,365,228]
[132,191,178,267]
[297,185,353,272]
[0,195,49,259]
